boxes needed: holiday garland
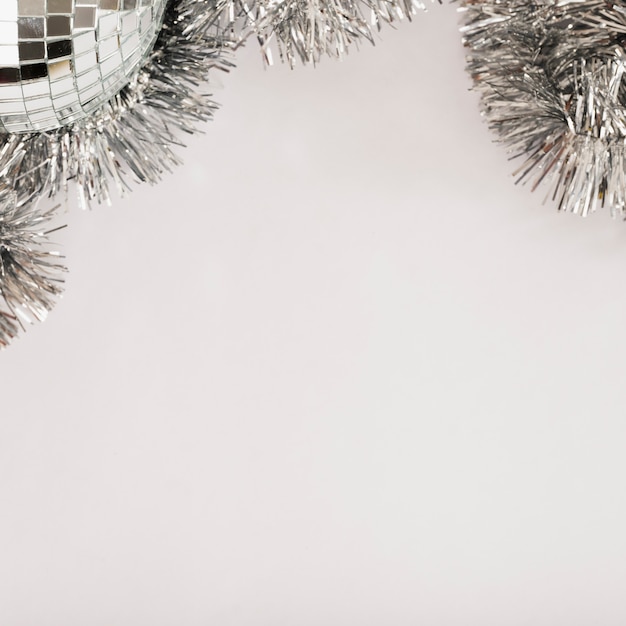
[2,0,626,348]
[0,190,64,348]
[460,0,626,217]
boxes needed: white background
[2,4,626,625]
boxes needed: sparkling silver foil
[461,0,626,217]
[181,0,437,66]
[0,187,65,348]
[0,0,167,133]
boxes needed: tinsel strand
[461,0,626,217]
[0,190,65,349]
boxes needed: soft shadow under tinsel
[0,190,65,349]
[0,0,232,208]
[461,0,626,217]
[182,0,436,66]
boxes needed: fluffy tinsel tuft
[0,190,65,349]
[461,0,626,217]
[182,0,436,66]
[0,0,232,209]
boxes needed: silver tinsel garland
[461,0,626,216]
[0,189,65,349]
[182,0,435,66]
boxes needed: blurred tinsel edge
[0,189,66,349]
[461,0,626,217]
[0,0,233,212]
[182,0,438,66]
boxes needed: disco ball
[0,0,167,133]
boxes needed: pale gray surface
[1,5,626,625]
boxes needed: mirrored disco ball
[0,0,167,133]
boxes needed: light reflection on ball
[0,0,167,133]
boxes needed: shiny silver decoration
[0,187,65,348]
[182,0,437,66]
[0,0,232,207]
[0,0,167,133]
[461,0,626,217]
